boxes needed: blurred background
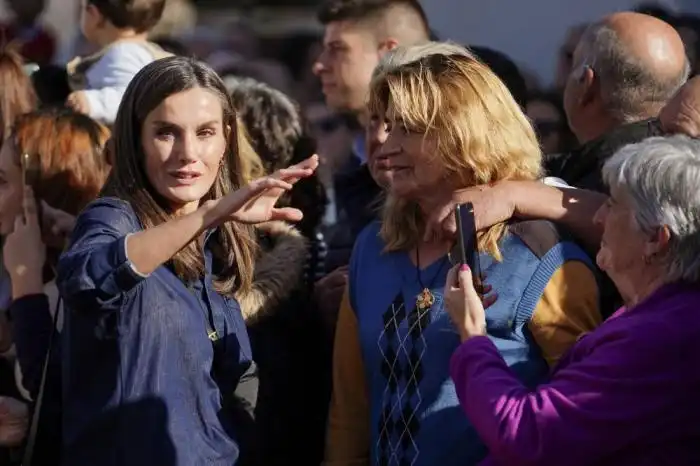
[3,0,699,88]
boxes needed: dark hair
[151,36,191,56]
[276,32,321,80]
[317,0,428,28]
[526,91,577,153]
[102,56,257,296]
[0,47,37,141]
[634,2,674,23]
[30,64,71,106]
[671,14,700,32]
[526,91,566,120]
[671,14,700,68]
[469,45,528,109]
[87,0,166,33]
[229,78,327,234]
[230,79,301,172]
[284,132,327,238]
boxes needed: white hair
[372,41,475,80]
[603,135,700,282]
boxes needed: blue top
[352,134,367,164]
[57,197,254,466]
[348,221,593,466]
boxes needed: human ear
[578,65,598,107]
[643,224,672,259]
[378,39,399,56]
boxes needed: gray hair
[372,41,475,81]
[602,135,700,282]
[579,23,690,122]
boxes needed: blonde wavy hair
[369,50,542,260]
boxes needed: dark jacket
[242,222,331,466]
[8,293,61,466]
[56,197,256,466]
[545,119,663,318]
[546,119,663,193]
[325,159,383,273]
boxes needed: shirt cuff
[103,234,148,294]
[542,176,573,189]
[124,233,150,278]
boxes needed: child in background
[65,0,170,125]
[0,0,56,65]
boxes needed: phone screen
[455,203,483,295]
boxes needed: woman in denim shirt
[56,56,318,466]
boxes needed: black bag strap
[21,296,61,466]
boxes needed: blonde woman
[324,47,603,466]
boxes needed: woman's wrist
[495,180,554,221]
[494,180,528,219]
[458,324,487,342]
[508,180,574,222]
[200,199,226,229]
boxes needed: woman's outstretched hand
[215,154,319,225]
[443,264,493,342]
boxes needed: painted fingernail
[460,264,470,271]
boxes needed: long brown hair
[102,56,258,296]
[0,47,37,142]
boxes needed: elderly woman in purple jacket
[442,135,700,466]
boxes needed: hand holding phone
[454,203,484,296]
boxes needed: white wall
[421,0,690,87]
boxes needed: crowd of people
[0,0,698,465]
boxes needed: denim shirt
[57,197,254,466]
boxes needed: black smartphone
[454,203,483,295]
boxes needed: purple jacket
[450,281,700,466]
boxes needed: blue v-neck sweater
[325,220,601,466]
